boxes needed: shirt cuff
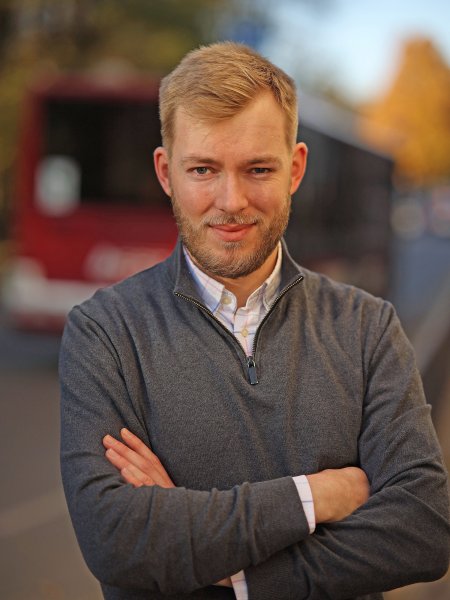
[230,570,248,600]
[292,474,316,533]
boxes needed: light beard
[171,194,291,279]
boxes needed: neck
[208,247,278,308]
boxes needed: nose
[214,174,249,213]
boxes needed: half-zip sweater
[59,238,450,600]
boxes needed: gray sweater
[59,240,450,600]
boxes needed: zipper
[246,356,258,385]
[248,275,304,359]
[174,274,304,385]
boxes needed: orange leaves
[359,38,450,186]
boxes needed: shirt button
[222,296,232,305]
[241,328,249,337]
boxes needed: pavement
[0,323,102,600]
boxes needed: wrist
[306,472,333,523]
[306,467,370,523]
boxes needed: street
[0,323,102,600]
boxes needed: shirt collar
[183,242,282,314]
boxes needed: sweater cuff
[248,475,311,560]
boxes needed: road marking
[0,487,67,538]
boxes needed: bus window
[36,155,80,216]
[43,99,167,207]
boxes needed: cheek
[248,172,291,200]
[172,182,215,218]
[249,186,289,212]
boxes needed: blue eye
[252,167,270,174]
[194,167,209,175]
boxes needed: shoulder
[288,268,406,374]
[67,258,172,330]
[296,267,396,339]
[301,267,388,310]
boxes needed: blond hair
[159,41,298,154]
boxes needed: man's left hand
[103,428,175,488]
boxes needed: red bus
[4,72,177,330]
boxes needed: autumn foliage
[359,37,450,186]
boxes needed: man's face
[154,91,307,279]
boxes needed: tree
[359,37,450,187]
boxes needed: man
[60,42,450,600]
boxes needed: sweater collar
[170,237,304,305]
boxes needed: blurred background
[0,0,449,598]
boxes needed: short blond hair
[159,41,298,154]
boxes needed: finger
[104,433,152,463]
[105,447,130,472]
[105,448,155,487]
[121,466,154,488]
[120,428,155,459]
[105,448,151,481]
[103,435,149,470]
[119,430,174,487]
[122,463,156,486]
[215,578,232,587]
[103,435,174,488]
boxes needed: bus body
[4,73,177,330]
[4,77,393,331]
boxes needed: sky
[260,0,450,103]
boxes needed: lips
[210,223,255,242]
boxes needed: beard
[171,192,291,279]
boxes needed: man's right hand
[103,429,175,489]
[307,467,370,523]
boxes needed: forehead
[171,92,289,157]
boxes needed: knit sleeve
[244,301,450,599]
[59,305,311,595]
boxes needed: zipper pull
[246,356,259,385]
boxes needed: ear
[289,142,308,195]
[153,146,172,197]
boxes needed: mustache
[202,214,260,227]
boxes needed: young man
[60,42,450,600]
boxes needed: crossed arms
[102,427,371,589]
[102,428,370,524]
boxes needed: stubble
[171,193,291,279]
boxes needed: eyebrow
[246,156,283,167]
[180,155,283,167]
[180,156,220,167]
